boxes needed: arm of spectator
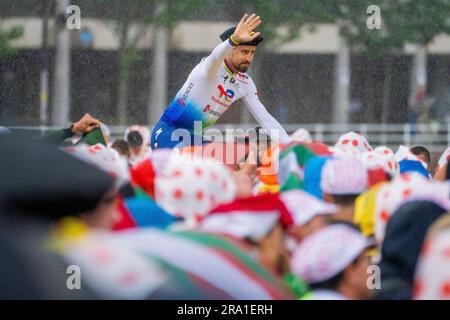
[42,114,101,144]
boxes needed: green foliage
[224,0,334,48]
[0,25,24,57]
[157,0,215,28]
[335,0,450,57]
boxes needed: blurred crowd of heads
[0,120,449,300]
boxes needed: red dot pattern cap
[155,154,236,223]
[334,131,373,155]
[280,189,338,226]
[320,156,368,195]
[374,173,450,244]
[414,229,450,300]
[291,224,368,284]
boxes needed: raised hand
[232,13,262,44]
[72,113,101,134]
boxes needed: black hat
[220,27,263,46]
[0,134,114,220]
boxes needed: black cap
[219,27,263,46]
[0,134,114,220]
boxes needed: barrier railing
[6,123,450,152]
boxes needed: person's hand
[232,13,262,44]
[231,169,254,199]
[72,113,101,134]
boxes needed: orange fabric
[258,144,281,185]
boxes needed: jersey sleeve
[242,79,292,144]
[198,39,234,78]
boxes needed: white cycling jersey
[160,38,291,144]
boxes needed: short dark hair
[309,253,362,291]
[111,139,130,158]
[309,270,345,291]
[330,194,359,206]
[410,146,431,164]
[126,130,143,148]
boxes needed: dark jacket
[375,200,447,299]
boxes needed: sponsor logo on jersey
[222,75,229,83]
[236,73,249,84]
[178,82,194,107]
[155,128,163,140]
[203,104,221,117]
[211,96,229,108]
[208,109,221,117]
[217,84,234,103]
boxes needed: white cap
[437,147,450,173]
[280,190,338,226]
[291,224,367,283]
[414,229,450,300]
[320,157,368,195]
[334,131,373,155]
[291,128,312,143]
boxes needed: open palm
[233,13,262,43]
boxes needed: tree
[80,0,212,125]
[0,24,23,57]
[397,0,450,124]
[147,0,212,125]
[331,0,404,124]
[79,0,155,125]
[335,0,450,123]
[210,0,332,124]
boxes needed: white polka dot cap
[154,154,236,222]
[320,156,368,195]
[280,190,338,226]
[291,224,368,284]
[413,228,450,300]
[334,131,373,155]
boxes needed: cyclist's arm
[243,80,292,144]
[199,39,234,77]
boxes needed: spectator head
[111,139,131,159]
[200,193,293,276]
[126,130,143,149]
[155,154,236,224]
[291,224,371,299]
[280,190,337,241]
[377,201,448,299]
[410,146,431,169]
[320,157,368,222]
[413,216,450,300]
[0,135,117,229]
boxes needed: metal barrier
[6,123,450,152]
[201,123,449,153]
